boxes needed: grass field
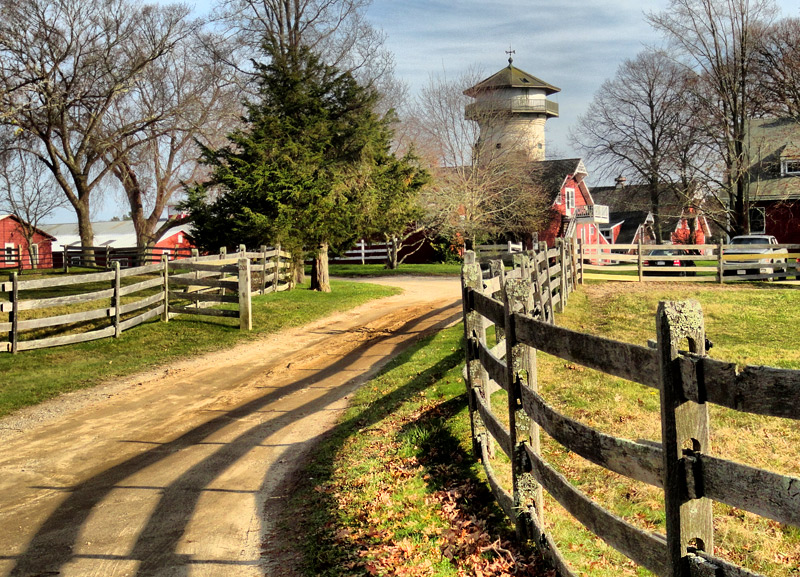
[297,281,800,577]
[0,279,399,418]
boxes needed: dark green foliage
[185,44,427,261]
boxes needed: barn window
[30,244,39,266]
[565,187,575,216]
[4,243,15,264]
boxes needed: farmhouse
[464,59,609,247]
[746,117,800,243]
[0,214,56,270]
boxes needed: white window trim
[565,187,575,216]
[781,158,800,176]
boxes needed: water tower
[464,56,560,162]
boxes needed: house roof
[529,158,588,204]
[0,214,57,241]
[464,62,560,97]
[600,210,651,244]
[42,220,192,248]
[746,117,800,201]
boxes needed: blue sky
[49,0,800,222]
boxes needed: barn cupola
[464,56,560,163]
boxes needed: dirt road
[0,277,462,577]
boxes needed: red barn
[533,158,609,247]
[0,214,56,270]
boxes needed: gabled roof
[464,63,560,97]
[529,158,588,203]
[600,210,651,244]
[0,214,57,240]
[747,117,800,201]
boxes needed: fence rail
[58,245,195,271]
[460,245,800,577]
[579,241,800,283]
[1,244,293,353]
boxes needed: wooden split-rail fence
[461,246,800,577]
[579,241,800,283]
[1,245,293,353]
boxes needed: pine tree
[186,44,426,291]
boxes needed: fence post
[717,241,724,284]
[238,257,252,331]
[112,261,121,338]
[638,240,644,282]
[570,238,578,291]
[9,272,18,354]
[461,251,485,459]
[274,243,281,292]
[504,276,544,537]
[161,253,169,322]
[578,239,584,285]
[558,238,567,311]
[259,245,268,294]
[656,301,713,577]
[539,242,554,323]
[360,239,366,265]
[63,246,69,274]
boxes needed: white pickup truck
[725,234,788,276]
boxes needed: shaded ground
[0,277,462,577]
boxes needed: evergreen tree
[185,44,426,291]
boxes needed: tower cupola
[464,59,559,162]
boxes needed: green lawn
[294,281,800,577]
[0,280,399,418]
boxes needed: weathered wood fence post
[260,245,268,294]
[717,241,724,284]
[557,239,567,312]
[274,243,282,292]
[657,301,712,576]
[504,274,544,537]
[578,239,584,285]
[461,251,484,458]
[539,242,554,323]
[9,272,18,354]
[638,240,644,282]
[161,253,169,322]
[238,257,252,331]
[112,261,121,338]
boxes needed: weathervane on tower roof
[505,47,515,66]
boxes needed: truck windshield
[732,238,769,245]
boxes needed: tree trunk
[384,234,399,269]
[310,241,331,292]
[293,257,305,286]
[75,202,95,266]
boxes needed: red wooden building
[0,214,56,270]
[533,158,610,247]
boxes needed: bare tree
[648,0,779,236]
[210,0,395,91]
[0,0,196,257]
[0,137,66,268]
[104,30,242,249]
[753,17,800,118]
[412,70,549,248]
[574,50,708,242]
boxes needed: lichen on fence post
[504,276,544,537]
[461,251,485,459]
[656,300,712,576]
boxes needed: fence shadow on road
[6,302,461,577]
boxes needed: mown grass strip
[293,324,553,577]
[0,280,399,418]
